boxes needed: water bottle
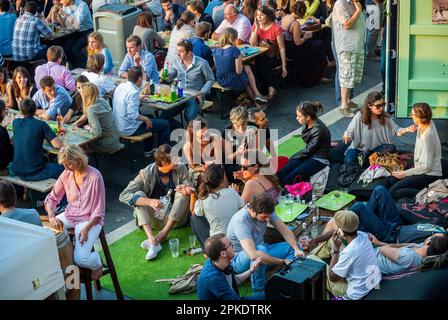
[299,222,310,250]
[149,79,155,95]
[177,80,183,98]
[170,81,177,101]
[311,216,319,239]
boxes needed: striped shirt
[45,166,106,226]
[12,12,52,61]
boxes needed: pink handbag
[285,182,312,198]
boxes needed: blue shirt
[11,116,56,177]
[197,259,241,300]
[3,208,43,227]
[112,81,142,136]
[100,47,115,74]
[168,55,215,94]
[161,4,185,31]
[62,0,94,32]
[375,244,423,275]
[118,49,159,84]
[0,12,16,56]
[188,37,214,68]
[205,0,222,16]
[32,85,72,120]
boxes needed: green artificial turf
[277,135,305,158]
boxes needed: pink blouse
[45,166,106,226]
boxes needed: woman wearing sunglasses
[234,151,281,203]
[342,91,417,171]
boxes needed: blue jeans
[344,143,397,169]
[160,98,200,125]
[350,185,402,242]
[276,158,327,185]
[19,162,64,181]
[231,242,297,293]
[132,118,171,150]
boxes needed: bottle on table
[170,81,177,101]
[161,63,169,82]
[177,80,183,98]
[311,216,319,239]
[149,79,155,95]
[56,108,64,134]
[299,222,310,250]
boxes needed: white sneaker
[141,239,150,250]
[146,243,162,260]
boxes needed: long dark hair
[296,101,324,120]
[176,10,195,30]
[242,150,281,192]
[12,67,31,100]
[361,91,387,129]
[197,164,226,200]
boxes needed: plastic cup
[189,235,197,249]
[334,190,340,198]
[299,235,310,250]
[169,238,179,258]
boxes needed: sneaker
[143,150,155,158]
[141,239,150,250]
[339,107,354,117]
[146,243,162,260]
[254,95,268,103]
[348,101,360,110]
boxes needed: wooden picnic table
[140,89,202,116]
[41,28,78,42]
[3,109,97,155]
[157,31,268,62]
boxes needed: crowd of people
[0,0,447,302]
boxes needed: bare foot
[91,267,103,280]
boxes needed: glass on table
[285,194,294,215]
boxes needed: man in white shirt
[211,4,251,44]
[112,66,170,156]
[328,210,381,300]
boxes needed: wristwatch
[331,248,340,255]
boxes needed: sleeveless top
[283,18,297,42]
[252,178,280,203]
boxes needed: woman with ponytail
[166,10,196,64]
[191,164,245,247]
[234,150,282,203]
[276,101,331,185]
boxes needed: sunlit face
[220,237,234,260]
[240,157,258,180]
[162,1,172,11]
[256,11,268,24]
[88,37,100,50]
[224,8,237,23]
[249,207,272,222]
[296,110,308,125]
[177,46,190,61]
[369,99,385,116]
[60,0,70,7]
[43,85,57,100]
[410,108,421,126]
[15,73,28,88]
[158,156,178,173]
[76,82,84,93]
[194,127,211,146]
[62,160,77,172]
[126,41,140,57]
[255,111,268,128]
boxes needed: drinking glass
[189,235,197,249]
[169,238,179,258]
[278,195,286,209]
[285,194,294,216]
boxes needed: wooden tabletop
[4,109,97,155]
[41,29,78,42]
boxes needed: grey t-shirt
[226,205,280,253]
[194,188,245,236]
[375,244,423,275]
[332,0,366,54]
[2,208,42,226]
[345,112,399,152]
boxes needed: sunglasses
[372,102,386,110]
[240,164,256,171]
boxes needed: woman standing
[234,150,281,203]
[165,10,195,64]
[87,32,115,74]
[6,67,38,110]
[45,144,105,280]
[249,6,287,100]
[191,164,245,247]
[343,91,416,170]
[281,1,327,87]
[133,12,166,54]
[389,103,442,200]
[276,101,331,185]
[76,83,121,154]
[213,28,267,105]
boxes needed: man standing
[0,0,16,57]
[162,40,214,124]
[113,66,170,156]
[33,76,72,121]
[212,4,252,44]
[332,0,366,116]
[119,144,193,260]
[119,35,160,84]
[12,1,52,61]
[160,0,186,31]
[227,192,304,294]
[198,233,264,300]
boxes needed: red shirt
[252,22,283,43]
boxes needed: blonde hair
[80,83,99,113]
[230,106,248,126]
[58,144,89,171]
[87,32,106,56]
[218,27,238,47]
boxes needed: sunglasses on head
[240,164,256,171]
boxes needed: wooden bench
[212,82,231,119]
[200,100,214,113]
[91,143,125,171]
[0,175,56,207]
[120,133,153,173]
